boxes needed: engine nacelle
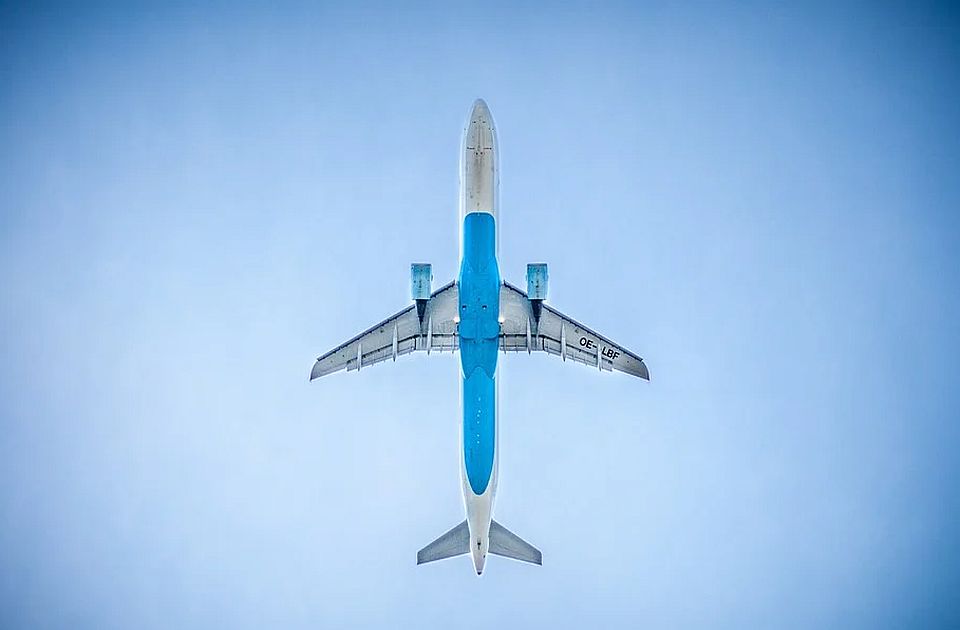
[526,263,548,300]
[411,263,433,326]
[411,263,433,300]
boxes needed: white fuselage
[458,99,500,575]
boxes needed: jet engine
[526,263,548,300]
[411,263,433,324]
[526,263,548,325]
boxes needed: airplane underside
[310,99,648,575]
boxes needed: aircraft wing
[310,281,459,379]
[499,282,650,379]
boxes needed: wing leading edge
[499,282,650,379]
[310,281,459,379]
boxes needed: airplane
[310,99,649,575]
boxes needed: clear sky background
[1,2,958,628]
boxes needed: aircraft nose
[468,99,495,134]
[465,99,496,151]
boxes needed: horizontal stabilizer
[489,520,542,565]
[417,520,470,565]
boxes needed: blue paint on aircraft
[458,212,500,495]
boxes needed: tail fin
[417,520,470,565]
[489,520,542,565]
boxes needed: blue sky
[1,2,958,628]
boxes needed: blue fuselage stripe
[458,212,499,495]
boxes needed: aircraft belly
[462,366,496,495]
[458,211,500,497]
